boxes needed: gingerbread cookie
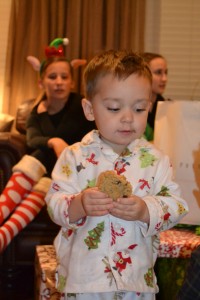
[96,170,132,201]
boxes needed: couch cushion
[16,99,35,134]
[0,113,14,132]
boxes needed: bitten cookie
[96,170,132,201]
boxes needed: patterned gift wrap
[35,245,64,300]
[159,228,200,258]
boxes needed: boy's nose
[121,110,133,122]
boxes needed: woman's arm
[47,137,68,157]
[26,110,50,149]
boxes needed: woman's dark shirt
[148,94,165,130]
[26,92,96,176]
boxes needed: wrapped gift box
[158,227,200,258]
[35,228,200,299]
[35,245,64,300]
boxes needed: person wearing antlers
[0,38,95,252]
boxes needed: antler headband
[27,37,87,74]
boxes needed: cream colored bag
[154,100,200,225]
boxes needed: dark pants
[31,148,57,178]
[177,245,200,299]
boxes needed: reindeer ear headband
[27,37,87,75]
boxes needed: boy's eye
[107,107,120,112]
[135,103,148,112]
[135,108,146,112]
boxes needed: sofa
[0,113,14,133]
[0,99,60,300]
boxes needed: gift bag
[154,100,200,225]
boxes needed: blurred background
[0,0,200,116]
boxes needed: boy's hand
[81,187,114,217]
[109,196,150,224]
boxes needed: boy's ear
[82,98,95,121]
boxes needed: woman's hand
[48,137,68,157]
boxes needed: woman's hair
[40,56,73,78]
[140,52,165,64]
[83,49,152,100]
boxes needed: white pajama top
[45,130,188,295]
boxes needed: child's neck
[100,135,128,156]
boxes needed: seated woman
[0,38,95,252]
[140,52,168,141]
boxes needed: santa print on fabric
[86,153,99,165]
[138,178,150,190]
[102,256,114,286]
[114,159,130,175]
[76,152,99,172]
[112,244,137,276]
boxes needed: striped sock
[0,171,35,225]
[0,177,51,252]
[0,190,45,252]
[0,155,46,225]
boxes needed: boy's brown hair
[83,50,152,100]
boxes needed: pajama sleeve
[140,155,189,237]
[45,146,83,228]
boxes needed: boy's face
[82,73,151,154]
